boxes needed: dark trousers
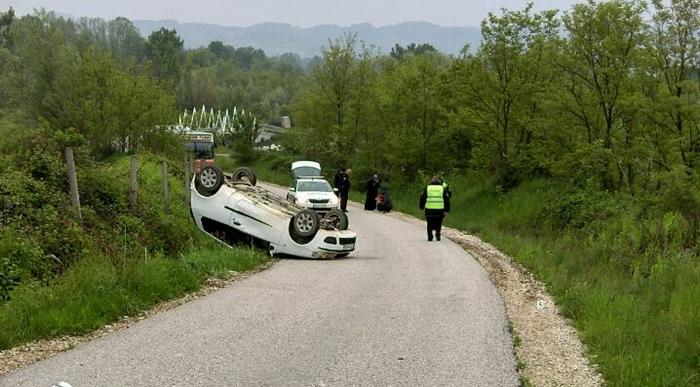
[425,211,444,240]
[340,192,349,211]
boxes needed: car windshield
[292,166,321,178]
[297,180,333,192]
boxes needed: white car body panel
[190,177,355,259]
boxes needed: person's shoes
[427,236,433,241]
[436,235,441,241]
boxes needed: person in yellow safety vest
[419,175,451,241]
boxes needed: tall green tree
[11,10,76,121]
[53,50,175,154]
[107,17,145,64]
[648,0,700,170]
[560,0,647,189]
[464,5,560,185]
[145,28,183,87]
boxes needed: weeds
[0,246,268,350]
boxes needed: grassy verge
[0,244,268,350]
[214,154,291,187]
[0,151,270,351]
[253,158,699,386]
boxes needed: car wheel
[323,208,348,230]
[232,167,257,186]
[195,165,224,196]
[292,209,320,237]
[335,253,349,258]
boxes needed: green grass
[214,154,291,187]
[0,245,268,350]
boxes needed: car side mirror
[289,187,295,192]
[333,188,339,193]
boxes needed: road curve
[1,184,518,387]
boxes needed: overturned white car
[190,165,356,258]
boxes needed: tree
[560,0,647,189]
[145,28,183,87]
[382,52,449,176]
[227,112,260,162]
[464,5,560,186]
[107,17,145,64]
[647,0,700,170]
[53,50,175,155]
[0,7,14,49]
[317,33,357,129]
[11,10,76,121]
[389,43,437,59]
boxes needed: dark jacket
[335,172,351,194]
[419,183,451,213]
[334,171,343,189]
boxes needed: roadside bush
[0,227,46,299]
[259,152,295,173]
[142,211,194,255]
[79,166,129,216]
[542,183,622,230]
[0,256,21,301]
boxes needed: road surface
[1,184,518,387]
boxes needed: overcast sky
[4,0,581,27]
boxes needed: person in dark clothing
[376,187,393,213]
[335,168,351,212]
[364,174,380,210]
[333,167,346,196]
[419,175,451,241]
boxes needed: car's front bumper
[274,229,356,259]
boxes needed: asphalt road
[1,184,518,387]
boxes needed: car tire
[335,253,349,258]
[232,167,257,186]
[195,165,224,196]
[289,209,320,244]
[323,208,349,230]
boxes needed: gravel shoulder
[388,211,604,387]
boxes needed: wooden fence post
[184,156,191,206]
[162,160,169,213]
[129,155,138,213]
[64,147,82,223]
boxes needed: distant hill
[132,20,481,57]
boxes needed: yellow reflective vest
[425,185,445,210]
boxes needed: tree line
[0,7,307,157]
[290,0,699,187]
[284,0,700,232]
